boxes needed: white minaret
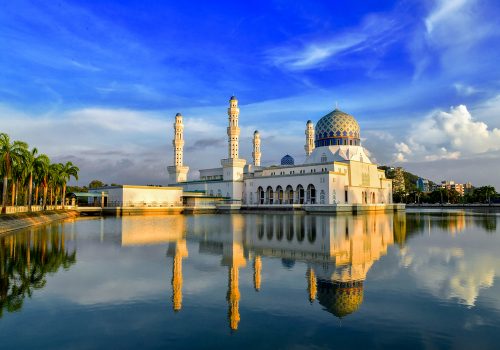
[221,96,246,198]
[252,130,261,167]
[305,120,315,156]
[167,113,189,184]
[227,96,240,159]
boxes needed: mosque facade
[168,96,399,212]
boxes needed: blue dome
[281,154,295,165]
[315,109,361,147]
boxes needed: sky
[1,0,500,188]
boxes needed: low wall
[0,210,79,235]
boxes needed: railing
[3,205,75,214]
[105,201,184,208]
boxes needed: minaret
[167,113,189,184]
[221,96,246,198]
[228,96,240,159]
[305,120,315,156]
[252,130,261,167]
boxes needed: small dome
[230,95,237,101]
[281,154,295,166]
[307,120,313,124]
[254,130,259,135]
[175,112,182,116]
[317,280,364,318]
[315,109,361,148]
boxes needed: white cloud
[393,104,500,162]
[267,14,400,70]
[454,83,479,96]
[425,0,470,34]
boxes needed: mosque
[167,96,401,212]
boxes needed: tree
[0,133,28,214]
[48,163,62,206]
[34,155,51,210]
[23,147,38,211]
[59,162,79,208]
[88,180,104,189]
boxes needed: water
[1,210,499,349]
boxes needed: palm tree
[33,154,49,208]
[23,148,37,211]
[0,133,28,214]
[35,155,50,210]
[59,162,79,209]
[48,163,62,207]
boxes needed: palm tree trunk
[11,182,15,207]
[42,184,48,210]
[62,184,66,209]
[28,173,33,212]
[1,176,8,214]
[34,185,39,207]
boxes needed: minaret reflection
[167,240,188,312]
[253,255,262,291]
[118,216,188,312]
[307,267,317,303]
[221,215,246,331]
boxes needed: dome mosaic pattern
[315,109,360,141]
[317,280,364,318]
[280,154,295,166]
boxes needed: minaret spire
[305,120,315,156]
[221,96,246,189]
[167,113,189,184]
[252,130,261,167]
[173,113,184,166]
[227,96,240,159]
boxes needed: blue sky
[1,0,500,187]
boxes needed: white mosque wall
[96,185,183,207]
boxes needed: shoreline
[0,210,80,236]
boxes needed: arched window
[276,186,284,204]
[258,187,264,204]
[266,186,274,204]
[321,153,327,163]
[285,185,294,204]
[296,185,305,204]
[307,184,316,204]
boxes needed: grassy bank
[0,210,80,235]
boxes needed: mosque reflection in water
[2,210,495,332]
[118,212,408,331]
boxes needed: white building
[168,96,400,212]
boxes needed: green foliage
[0,132,79,212]
[88,180,105,188]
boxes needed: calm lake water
[1,210,500,349]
